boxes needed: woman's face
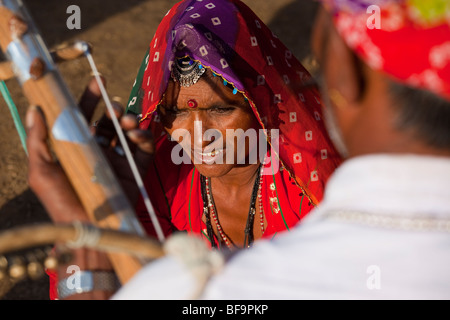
[158,71,261,178]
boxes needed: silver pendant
[171,57,206,87]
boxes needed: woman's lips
[192,148,225,164]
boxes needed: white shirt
[113,154,450,300]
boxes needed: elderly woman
[125,0,341,248]
[27,0,340,299]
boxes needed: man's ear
[323,20,365,106]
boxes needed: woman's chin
[193,162,235,178]
[190,150,231,177]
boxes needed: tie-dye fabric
[322,0,450,101]
[127,0,341,207]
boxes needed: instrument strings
[81,42,166,243]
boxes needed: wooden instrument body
[0,0,147,284]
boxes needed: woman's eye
[210,106,235,114]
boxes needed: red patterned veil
[126,0,341,239]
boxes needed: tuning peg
[9,14,28,39]
[0,61,14,81]
[29,57,46,79]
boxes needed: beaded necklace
[200,165,265,249]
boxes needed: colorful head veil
[321,0,450,101]
[127,0,341,204]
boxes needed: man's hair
[389,81,450,151]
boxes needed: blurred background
[0,0,319,299]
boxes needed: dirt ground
[0,0,318,300]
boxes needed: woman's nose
[189,113,220,150]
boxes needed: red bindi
[187,99,198,108]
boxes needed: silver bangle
[57,270,120,299]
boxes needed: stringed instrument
[0,0,155,285]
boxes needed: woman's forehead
[164,74,247,107]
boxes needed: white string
[67,221,102,248]
[78,42,165,243]
[163,233,225,299]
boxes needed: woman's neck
[211,162,260,195]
